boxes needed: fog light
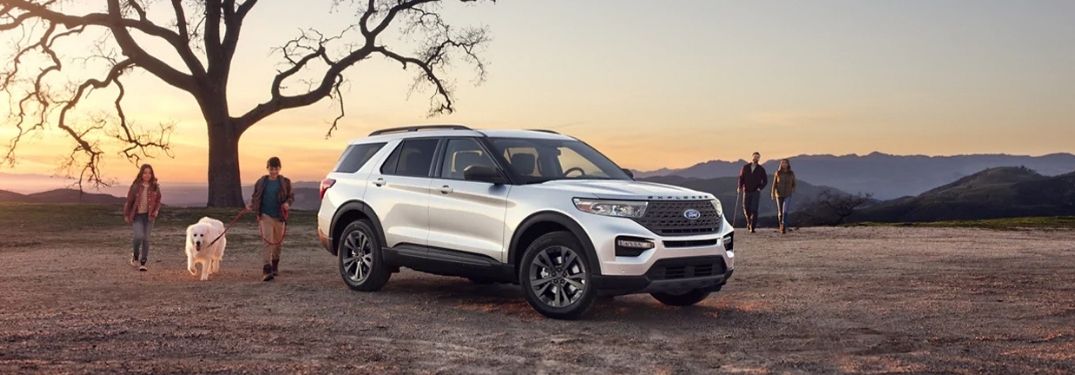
[616,236,654,257]
[617,239,654,249]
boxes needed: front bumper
[580,213,735,277]
[592,256,734,295]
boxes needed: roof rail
[527,129,560,134]
[369,125,472,136]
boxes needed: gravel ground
[1,215,1073,374]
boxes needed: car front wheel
[520,231,597,320]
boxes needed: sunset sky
[1,0,1074,188]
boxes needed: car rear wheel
[338,220,390,291]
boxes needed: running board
[382,244,516,283]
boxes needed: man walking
[737,152,768,233]
[248,156,294,281]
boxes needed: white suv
[317,125,735,319]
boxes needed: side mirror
[464,165,506,184]
[622,168,635,179]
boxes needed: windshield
[487,138,631,183]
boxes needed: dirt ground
[1,207,1073,374]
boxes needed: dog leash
[206,208,251,248]
[205,207,288,248]
[260,216,287,246]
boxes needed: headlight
[573,198,648,218]
[710,199,724,217]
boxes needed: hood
[535,180,714,201]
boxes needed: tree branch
[50,59,136,187]
[326,75,346,139]
[170,0,189,41]
[1,1,178,188]
[238,0,491,132]
[2,0,493,191]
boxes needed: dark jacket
[124,182,162,222]
[250,175,294,217]
[738,163,768,192]
[771,170,797,199]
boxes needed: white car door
[364,138,439,248]
[427,137,511,261]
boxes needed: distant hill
[143,181,321,207]
[0,184,322,210]
[0,189,126,205]
[0,189,25,201]
[640,175,850,219]
[0,173,322,207]
[849,167,1075,222]
[291,187,321,211]
[635,152,1075,200]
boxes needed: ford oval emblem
[683,209,702,220]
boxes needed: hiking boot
[130,257,138,267]
[262,264,274,282]
[271,259,280,277]
[138,264,147,272]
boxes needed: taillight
[319,178,336,200]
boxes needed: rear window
[334,143,385,173]
[381,138,439,177]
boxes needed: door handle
[439,185,453,194]
[373,178,386,187]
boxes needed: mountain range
[4,166,1073,225]
[635,152,1075,200]
[0,183,322,210]
[6,152,1073,204]
[0,189,127,205]
[639,175,849,219]
[4,151,1075,224]
[156,182,321,209]
[848,167,1075,222]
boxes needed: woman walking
[771,158,796,234]
[123,164,162,271]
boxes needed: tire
[519,231,597,320]
[338,220,390,291]
[651,289,711,306]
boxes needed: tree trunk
[207,122,245,207]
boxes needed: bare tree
[0,0,491,206]
[794,190,873,226]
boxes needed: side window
[439,138,496,180]
[380,142,402,174]
[334,143,385,173]
[385,138,439,177]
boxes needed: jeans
[132,213,152,265]
[743,191,760,229]
[776,196,791,228]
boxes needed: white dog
[185,217,226,281]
